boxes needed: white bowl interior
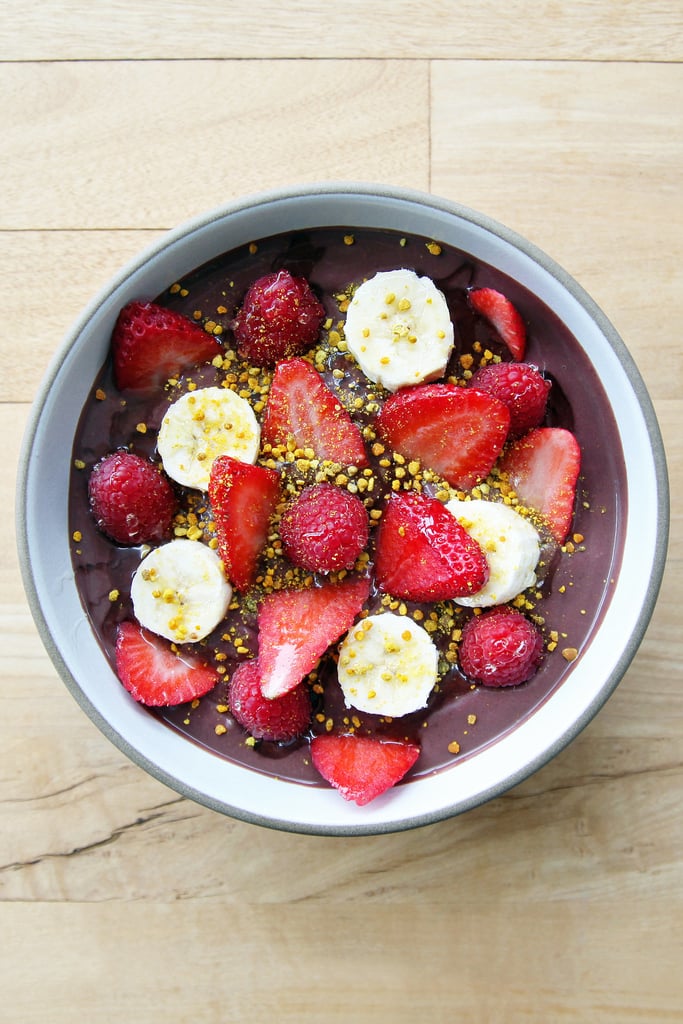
[17,184,669,834]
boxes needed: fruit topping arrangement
[70,229,591,808]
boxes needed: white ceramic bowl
[17,183,669,835]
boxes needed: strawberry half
[375,383,510,490]
[498,426,581,543]
[257,575,370,699]
[468,287,527,361]
[262,358,368,467]
[115,620,219,706]
[208,455,281,592]
[374,491,489,601]
[310,733,420,805]
[112,301,223,390]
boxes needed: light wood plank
[2,60,429,231]
[1,902,682,1021]
[431,61,683,402]
[2,0,682,61]
[0,230,163,403]
[2,725,681,904]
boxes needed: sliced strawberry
[468,287,526,361]
[112,301,223,390]
[375,383,510,490]
[208,455,280,591]
[498,427,581,543]
[228,659,311,741]
[115,620,219,706]
[261,358,368,467]
[310,733,420,805]
[257,575,370,699]
[374,491,489,601]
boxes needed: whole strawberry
[469,362,551,436]
[88,451,177,545]
[458,607,544,687]
[232,269,325,364]
[229,659,311,742]
[280,482,369,574]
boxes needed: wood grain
[3,1,682,1019]
[2,60,429,231]
[2,0,682,61]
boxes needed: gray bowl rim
[16,181,670,835]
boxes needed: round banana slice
[131,538,232,643]
[344,268,454,391]
[337,611,439,717]
[157,386,260,490]
[445,498,541,607]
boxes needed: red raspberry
[469,362,551,436]
[232,269,325,364]
[459,607,544,687]
[229,659,311,742]
[279,483,369,574]
[88,451,177,545]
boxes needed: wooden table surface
[2,3,682,1020]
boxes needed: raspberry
[88,451,177,545]
[469,362,551,436]
[232,269,325,364]
[458,607,544,687]
[279,483,369,574]
[229,659,311,741]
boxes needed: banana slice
[445,498,541,607]
[157,386,260,490]
[337,611,439,717]
[344,268,454,391]
[131,538,232,643]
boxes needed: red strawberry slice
[228,659,311,741]
[468,287,527,361]
[115,620,219,706]
[257,576,370,699]
[208,455,281,591]
[374,490,489,601]
[498,427,581,543]
[262,358,368,467]
[112,301,223,390]
[310,733,420,805]
[375,383,510,490]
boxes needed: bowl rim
[16,181,670,835]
